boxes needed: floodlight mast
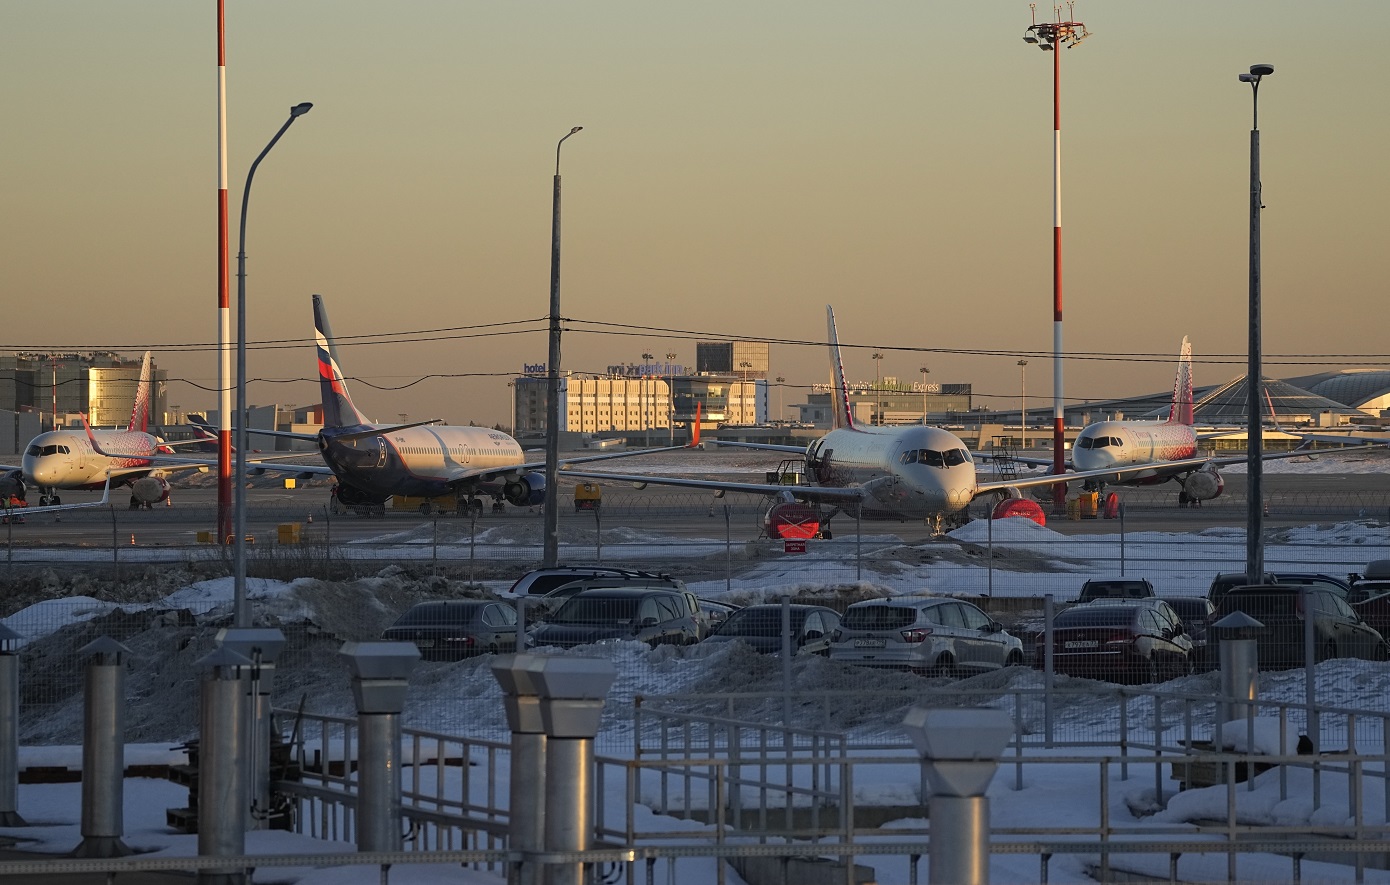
[1022,2,1091,513]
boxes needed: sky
[4,2,1388,427]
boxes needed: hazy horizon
[4,2,1387,426]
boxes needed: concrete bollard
[339,641,420,853]
[1214,611,1264,726]
[491,654,549,885]
[0,624,26,827]
[217,628,287,831]
[902,707,1013,885]
[197,646,253,885]
[530,656,616,885]
[72,637,133,858]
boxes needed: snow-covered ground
[4,519,1390,882]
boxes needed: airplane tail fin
[313,294,372,428]
[826,306,855,431]
[689,403,702,447]
[1167,337,1194,426]
[127,351,153,433]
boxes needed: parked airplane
[257,294,689,516]
[0,353,216,509]
[563,306,1175,535]
[1008,337,1378,507]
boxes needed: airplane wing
[4,477,115,515]
[455,443,709,486]
[709,440,807,454]
[558,467,869,503]
[974,459,1214,495]
[82,423,336,476]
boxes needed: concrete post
[0,624,26,827]
[72,637,133,858]
[197,646,253,885]
[217,628,287,830]
[339,641,420,853]
[491,654,549,885]
[1214,611,1264,726]
[902,707,1013,885]
[531,656,616,885]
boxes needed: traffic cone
[1263,499,1270,517]
[307,514,313,524]
[130,534,136,546]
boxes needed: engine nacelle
[0,469,25,502]
[336,483,387,507]
[503,472,546,506]
[1183,465,1224,501]
[130,476,172,504]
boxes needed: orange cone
[130,534,136,546]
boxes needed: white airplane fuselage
[1069,420,1200,484]
[801,424,980,518]
[23,429,161,491]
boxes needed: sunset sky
[4,2,1387,427]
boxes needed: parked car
[1207,572,1353,606]
[1213,584,1390,670]
[1347,559,1390,604]
[381,600,518,661]
[698,598,743,635]
[1074,578,1154,604]
[829,597,1023,676]
[1035,601,1193,684]
[704,604,841,656]
[1159,596,1217,669]
[506,566,683,597]
[527,587,702,649]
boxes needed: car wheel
[1144,658,1160,685]
[1005,651,1024,668]
[1376,642,1390,662]
[932,654,955,678]
[1320,641,1336,663]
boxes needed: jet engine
[503,472,547,506]
[1182,464,1224,502]
[130,476,172,504]
[0,470,25,502]
[336,483,387,507]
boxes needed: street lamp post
[1018,359,1029,449]
[919,367,930,426]
[543,127,582,569]
[665,352,677,445]
[738,361,753,423]
[775,376,785,424]
[1023,3,1089,513]
[507,382,515,435]
[234,101,312,629]
[642,352,653,447]
[1240,63,1274,585]
[871,351,884,425]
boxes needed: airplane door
[376,437,388,468]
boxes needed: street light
[1017,360,1029,449]
[737,361,753,423]
[919,367,930,426]
[1240,63,1274,585]
[543,126,582,569]
[665,352,677,445]
[872,351,884,425]
[1023,3,1089,513]
[507,381,516,435]
[641,352,654,447]
[775,376,785,424]
[234,100,312,628]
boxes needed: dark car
[1036,601,1193,684]
[381,600,518,661]
[507,566,684,597]
[1214,584,1389,670]
[1207,572,1353,606]
[1075,578,1155,604]
[527,587,701,650]
[1159,596,1218,669]
[704,604,841,656]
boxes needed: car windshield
[718,609,804,637]
[1221,591,1297,619]
[392,603,483,627]
[1055,609,1134,628]
[842,605,917,630]
[551,596,640,625]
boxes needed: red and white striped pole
[216,0,233,544]
[1049,30,1066,514]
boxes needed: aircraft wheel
[38,495,50,507]
[470,499,485,516]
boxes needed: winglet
[1167,337,1194,426]
[688,402,703,447]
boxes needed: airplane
[561,306,1190,536]
[1006,337,1381,507]
[247,294,692,517]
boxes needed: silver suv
[829,597,1024,676]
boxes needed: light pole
[775,376,785,424]
[234,101,312,629]
[1023,3,1089,512]
[665,352,677,444]
[872,351,884,425]
[1240,63,1274,584]
[543,126,582,569]
[1018,360,1029,448]
[738,361,753,423]
[919,367,930,426]
[507,381,516,435]
[641,352,653,447]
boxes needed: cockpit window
[899,450,918,464]
[1110,437,1122,447]
[943,448,969,467]
[31,444,68,456]
[921,450,945,468]
[25,445,41,457]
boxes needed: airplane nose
[28,459,56,486]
